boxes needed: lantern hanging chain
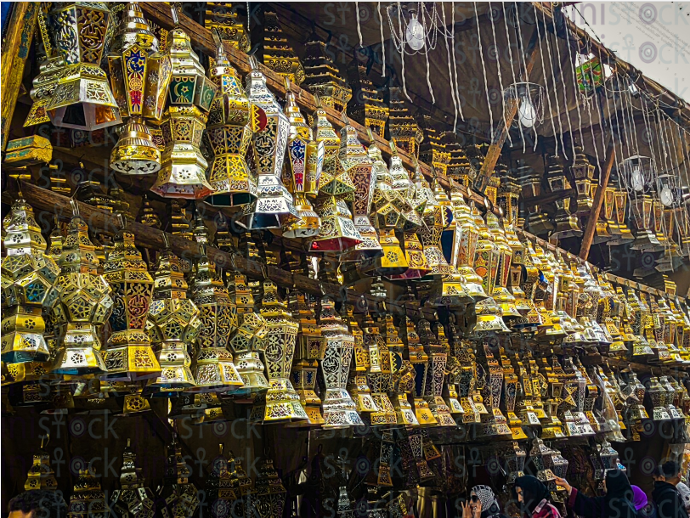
[501,2,525,152]
[441,2,459,132]
[531,5,558,156]
[451,2,464,122]
[487,4,507,143]
[561,12,587,158]
[473,1,494,142]
[550,8,576,160]
[536,5,568,159]
[246,1,250,41]
[378,2,385,77]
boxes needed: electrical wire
[473,1,494,141]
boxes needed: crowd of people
[458,461,690,518]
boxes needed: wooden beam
[476,25,541,192]
[578,140,616,260]
[1,3,39,150]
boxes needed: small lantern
[67,469,107,518]
[251,458,287,518]
[156,437,199,518]
[110,439,156,518]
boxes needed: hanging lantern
[205,29,258,208]
[361,313,397,425]
[339,117,382,261]
[250,281,307,423]
[416,318,455,426]
[46,3,123,131]
[51,205,113,376]
[237,56,298,230]
[302,32,352,113]
[67,469,107,518]
[570,145,596,214]
[190,245,244,392]
[388,141,423,229]
[1,197,59,364]
[228,273,269,393]
[503,82,544,131]
[346,49,389,137]
[145,244,201,395]
[151,8,217,199]
[156,437,199,518]
[417,182,452,280]
[110,439,156,518]
[283,78,324,238]
[102,228,160,381]
[251,458,287,518]
[319,297,363,428]
[258,10,305,85]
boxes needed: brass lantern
[388,85,424,158]
[283,78,324,238]
[252,458,287,518]
[250,281,308,423]
[151,11,217,199]
[24,436,60,492]
[346,50,389,137]
[238,56,298,229]
[449,189,487,300]
[302,32,352,113]
[110,439,156,518]
[146,246,202,395]
[67,469,107,518]
[108,2,173,175]
[205,30,257,208]
[362,313,397,425]
[570,145,596,214]
[339,118,382,261]
[46,2,123,131]
[157,437,199,518]
[473,207,501,295]
[228,274,269,393]
[259,10,305,85]
[1,197,59,364]
[417,181,452,280]
[319,297,363,428]
[52,209,113,376]
[190,246,244,391]
[102,229,160,381]
[388,142,423,229]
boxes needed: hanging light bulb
[406,12,425,51]
[518,95,537,129]
[631,163,645,192]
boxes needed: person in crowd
[653,461,689,518]
[633,485,657,518]
[514,475,562,518]
[554,469,638,518]
[7,490,67,518]
[675,481,690,511]
[462,485,509,518]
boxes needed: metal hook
[69,199,80,218]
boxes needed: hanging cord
[502,3,525,152]
[550,8,576,160]
[589,43,615,184]
[473,1,494,141]
[421,4,435,104]
[378,2,385,77]
[355,1,364,47]
[487,4,507,142]
[396,2,412,101]
[536,4,568,159]
[451,2,464,122]
[531,5,558,156]
[441,3,459,132]
[561,13,588,156]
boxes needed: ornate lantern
[205,30,257,208]
[204,3,249,51]
[67,469,107,518]
[190,246,244,391]
[283,79,324,238]
[228,274,269,393]
[157,437,199,518]
[250,281,307,423]
[347,50,389,137]
[252,458,287,518]
[52,207,113,376]
[46,2,123,131]
[205,446,244,518]
[110,439,156,518]
[102,228,160,381]
[416,318,455,426]
[24,436,60,492]
[259,10,305,85]
[360,313,397,425]
[108,2,172,175]
[339,118,382,261]
[151,9,217,199]
[570,145,596,214]
[417,183,452,280]
[388,85,424,158]
[1,197,59,364]
[145,245,201,394]
[388,143,422,228]
[319,297,363,428]
[302,32,352,113]
[238,57,298,229]
[474,208,502,296]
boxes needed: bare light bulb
[406,14,425,51]
[631,164,644,192]
[518,95,537,128]
[660,186,674,207]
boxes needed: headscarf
[472,485,500,518]
[631,486,648,511]
[677,482,690,510]
[603,470,637,518]
[514,476,550,515]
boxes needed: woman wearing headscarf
[462,485,509,518]
[514,475,562,518]
[633,485,657,518]
[555,469,639,518]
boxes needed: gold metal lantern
[1,197,59,364]
[110,439,156,518]
[145,246,201,395]
[51,208,113,376]
[302,32,352,113]
[46,2,122,131]
[250,281,308,423]
[102,229,160,381]
[252,458,287,518]
[205,30,258,208]
[23,436,60,492]
[67,469,107,518]
[190,246,244,391]
[157,437,199,518]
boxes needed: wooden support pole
[1,2,39,150]
[476,24,541,192]
[579,140,616,260]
